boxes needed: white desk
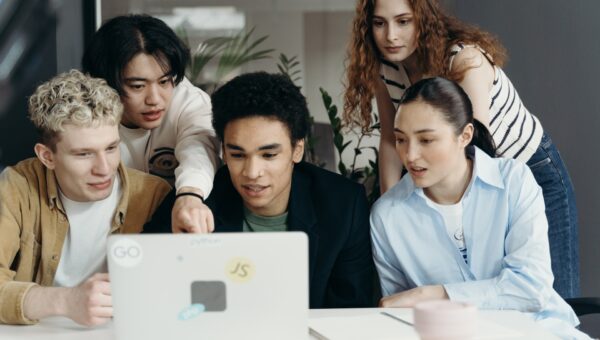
[0,308,558,340]
[310,308,559,339]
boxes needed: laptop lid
[107,232,309,340]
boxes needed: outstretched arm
[170,79,220,233]
[172,78,220,195]
[171,187,215,234]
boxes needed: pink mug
[413,300,477,340]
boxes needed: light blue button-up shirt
[370,147,581,334]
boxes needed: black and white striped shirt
[379,44,543,162]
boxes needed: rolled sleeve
[0,281,38,325]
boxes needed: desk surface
[0,308,558,340]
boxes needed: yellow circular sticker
[226,257,255,283]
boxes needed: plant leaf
[341,141,352,153]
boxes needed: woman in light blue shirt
[370,77,588,339]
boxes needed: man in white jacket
[82,14,220,233]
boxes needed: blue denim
[526,132,580,298]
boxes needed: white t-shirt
[427,197,468,264]
[53,176,121,287]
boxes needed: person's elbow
[502,272,553,312]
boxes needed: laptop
[107,232,309,340]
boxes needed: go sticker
[110,238,143,267]
[226,257,255,283]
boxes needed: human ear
[460,123,474,147]
[34,143,56,169]
[292,139,305,163]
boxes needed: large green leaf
[188,37,232,83]
[215,27,274,80]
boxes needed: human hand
[64,273,112,327]
[171,187,214,234]
[379,285,449,308]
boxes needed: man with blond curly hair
[0,70,172,326]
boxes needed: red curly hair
[343,0,507,131]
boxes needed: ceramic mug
[413,300,477,340]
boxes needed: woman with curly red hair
[344,0,579,299]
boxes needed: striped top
[379,44,543,162]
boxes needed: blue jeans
[526,133,580,298]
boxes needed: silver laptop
[107,232,309,340]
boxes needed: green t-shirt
[242,206,288,232]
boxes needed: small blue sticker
[178,304,206,321]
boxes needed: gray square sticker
[191,281,227,312]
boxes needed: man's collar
[46,166,61,210]
[287,164,319,280]
[287,166,318,233]
[211,166,244,232]
[46,163,130,227]
[113,164,129,228]
[212,163,319,234]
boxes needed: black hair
[81,14,190,95]
[211,72,310,145]
[399,77,497,157]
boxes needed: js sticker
[226,257,255,283]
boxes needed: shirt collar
[470,146,505,190]
[46,166,61,210]
[46,163,130,227]
[390,146,504,202]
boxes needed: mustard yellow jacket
[0,158,171,325]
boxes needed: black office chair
[566,298,600,317]
[566,298,600,338]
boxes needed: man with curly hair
[207,72,376,308]
[0,70,172,326]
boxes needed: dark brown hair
[344,0,506,131]
[400,77,496,157]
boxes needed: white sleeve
[171,78,221,196]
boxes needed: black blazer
[206,162,376,308]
